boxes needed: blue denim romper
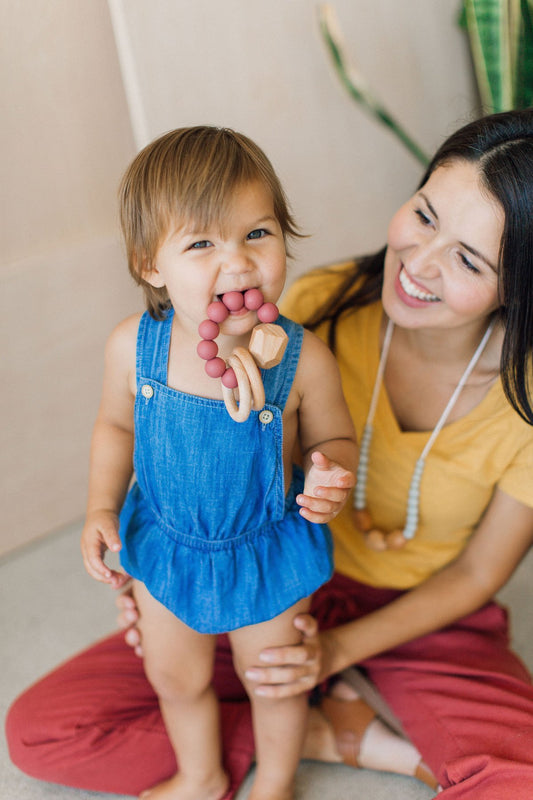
[119,309,334,634]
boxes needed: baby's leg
[134,581,228,800]
[229,598,311,800]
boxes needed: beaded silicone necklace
[353,316,496,550]
[197,289,288,422]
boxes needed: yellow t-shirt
[282,263,533,589]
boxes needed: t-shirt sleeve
[281,262,356,325]
[498,433,533,508]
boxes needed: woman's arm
[246,487,533,697]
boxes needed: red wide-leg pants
[6,572,533,798]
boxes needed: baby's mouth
[399,267,440,302]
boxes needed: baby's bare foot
[248,787,294,800]
[139,770,229,800]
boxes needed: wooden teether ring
[221,353,253,422]
[232,347,265,410]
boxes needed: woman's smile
[398,266,440,303]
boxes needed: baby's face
[143,180,287,339]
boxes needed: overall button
[141,384,154,399]
[259,409,274,424]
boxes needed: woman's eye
[247,228,268,240]
[189,240,211,250]
[414,208,432,226]
[460,253,480,274]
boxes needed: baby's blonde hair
[119,126,301,318]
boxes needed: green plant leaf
[463,0,511,111]
[317,4,430,166]
[461,0,533,111]
[515,0,533,106]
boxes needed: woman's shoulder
[281,260,357,324]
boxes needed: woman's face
[382,160,504,334]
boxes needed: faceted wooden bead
[365,529,388,551]
[249,323,288,369]
[352,507,373,533]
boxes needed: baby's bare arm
[81,315,139,585]
[293,331,358,523]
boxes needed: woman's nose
[406,240,442,279]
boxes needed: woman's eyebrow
[418,192,438,220]
[460,242,498,272]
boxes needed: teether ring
[221,353,253,422]
[232,347,265,410]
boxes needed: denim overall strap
[262,315,303,411]
[136,309,174,386]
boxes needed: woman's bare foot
[139,770,229,800]
[302,705,343,763]
[304,679,439,790]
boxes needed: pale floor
[2,521,533,800]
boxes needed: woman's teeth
[399,268,440,302]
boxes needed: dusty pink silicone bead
[221,368,238,389]
[221,291,244,311]
[205,357,226,378]
[198,319,220,340]
[243,288,264,310]
[207,301,229,323]
[257,302,279,323]
[197,340,218,360]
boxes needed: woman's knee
[5,687,54,776]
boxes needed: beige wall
[1,0,138,556]
[110,0,477,274]
[1,0,476,557]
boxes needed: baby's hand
[81,510,128,589]
[297,451,355,524]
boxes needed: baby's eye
[247,228,268,240]
[189,240,212,250]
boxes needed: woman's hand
[245,613,332,698]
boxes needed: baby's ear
[138,254,166,289]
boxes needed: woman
[7,110,533,799]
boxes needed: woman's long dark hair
[306,109,533,425]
